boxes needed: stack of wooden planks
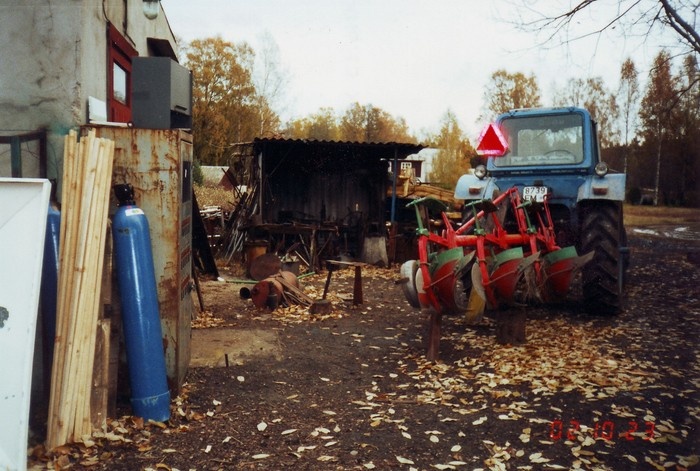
[46,129,115,449]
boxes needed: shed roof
[234,137,425,159]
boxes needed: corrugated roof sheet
[233,137,425,157]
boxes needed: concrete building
[403,148,439,183]
[0,2,195,444]
[0,0,179,193]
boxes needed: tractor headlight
[474,164,487,180]
[594,161,609,177]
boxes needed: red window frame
[107,23,138,123]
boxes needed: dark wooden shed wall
[254,140,423,231]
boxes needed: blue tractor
[454,107,628,314]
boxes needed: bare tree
[639,50,679,205]
[512,0,699,56]
[252,32,288,137]
[618,58,641,174]
[658,0,700,55]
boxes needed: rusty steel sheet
[87,126,194,392]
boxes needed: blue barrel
[40,204,61,382]
[112,184,170,422]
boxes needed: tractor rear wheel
[579,202,625,315]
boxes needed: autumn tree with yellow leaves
[183,37,280,166]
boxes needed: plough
[400,186,593,360]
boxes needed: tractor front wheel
[579,202,625,315]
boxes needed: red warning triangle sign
[476,123,508,156]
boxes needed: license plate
[522,186,548,202]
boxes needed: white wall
[405,148,439,182]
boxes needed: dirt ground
[29,227,699,470]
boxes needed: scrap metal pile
[400,187,593,360]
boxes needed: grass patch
[624,204,700,226]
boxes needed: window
[107,23,138,122]
[495,113,584,167]
[113,63,127,104]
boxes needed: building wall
[405,148,439,182]
[0,0,177,192]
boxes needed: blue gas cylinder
[41,205,61,350]
[112,184,170,422]
[40,203,61,376]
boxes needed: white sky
[160,0,682,140]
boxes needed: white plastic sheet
[0,178,50,471]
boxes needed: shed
[221,138,424,268]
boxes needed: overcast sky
[161,0,681,139]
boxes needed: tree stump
[310,299,333,314]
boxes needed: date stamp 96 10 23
[549,419,655,442]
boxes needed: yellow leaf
[79,457,100,466]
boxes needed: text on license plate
[522,186,548,202]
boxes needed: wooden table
[324,260,368,305]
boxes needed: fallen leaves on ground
[27,241,700,470]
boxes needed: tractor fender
[577,173,626,202]
[454,174,500,201]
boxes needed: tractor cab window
[495,113,584,167]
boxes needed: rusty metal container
[85,126,193,392]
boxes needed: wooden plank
[48,130,81,447]
[90,319,110,431]
[274,274,314,306]
[46,131,115,449]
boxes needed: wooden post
[353,265,363,305]
[495,309,527,345]
[426,310,442,361]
